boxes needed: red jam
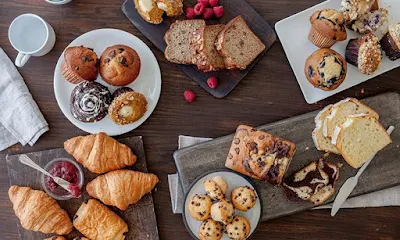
[46,161,81,198]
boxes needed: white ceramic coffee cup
[8,14,56,67]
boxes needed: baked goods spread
[225,216,251,240]
[225,125,296,184]
[210,198,234,224]
[199,219,223,240]
[189,194,213,221]
[231,186,257,211]
[61,46,99,84]
[380,23,400,61]
[108,91,148,125]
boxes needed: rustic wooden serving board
[174,92,400,221]
[121,0,276,98]
[6,136,159,240]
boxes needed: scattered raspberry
[209,0,218,7]
[194,3,205,15]
[185,7,196,19]
[203,8,214,20]
[184,90,196,103]
[207,76,218,88]
[213,6,224,18]
[198,0,209,7]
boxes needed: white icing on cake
[139,0,154,12]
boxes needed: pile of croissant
[8,132,159,240]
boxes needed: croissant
[86,170,159,210]
[64,132,137,174]
[73,199,128,240]
[8,186,73,235]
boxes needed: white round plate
[183,170,262,240]
[54,29,161,136]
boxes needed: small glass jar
[41,157,84,200]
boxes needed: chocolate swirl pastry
[70,82,112,123]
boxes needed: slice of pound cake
[190,24,226,72]
[164,19,206,64]
[312,104,341,154]
[215,16,266,70]
[332,114,392,168]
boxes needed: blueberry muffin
[112,87,134,99]
[61,46,99,84]
[346,33,382,75]
[204,176,228,201]
[108,91,148,125]
[348,8,389,34]
[100,45,141,86]
[231,186,257,211]
[70,81,112,122]
[340,0,375,24]
[199,219,223,240]
[380,23,400,61]
[305,48,347,91]
[308,9,347,48]
[188,194,212,221]
[225,216,251,240]
[210,198,234,225]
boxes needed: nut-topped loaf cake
[225,125,296,184]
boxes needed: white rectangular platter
[275,0,400,104]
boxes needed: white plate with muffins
[275,0,400,104]
[183,170,262,240]
[54,28,161,136]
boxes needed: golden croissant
[64,132,137,174]
[73,199,128,240]
[86,170,159,210]
[8,186,73,235]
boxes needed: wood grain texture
[5,136,159,240]
[122,0,276,98]
[0,0,399,239]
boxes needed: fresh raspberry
[198,0,209,7]
[203,8,214,19]
[207,76,218,88]
[184,90,196,103]
[194,3,205,16]
[209,0,218,7]
[185,7,196,19]
[213,6,224,18]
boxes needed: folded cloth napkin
[169,135,400,214]
[0,48,49,151]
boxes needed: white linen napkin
[0,48,49,151]
[169,135,400,214]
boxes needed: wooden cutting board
[6,136,159,240]
[174,92,400,221]
[121,0,276,98]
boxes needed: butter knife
[330,125,395,217]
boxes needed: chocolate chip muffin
[61,46,99,84]
[100,45,141,86]
[231,186,257,211]
[204,176,228,201]
[108,91,148,125]
[210,198,234,225]
[380,23,400,61]
[188,194,212,221]
[199,219,223,240]
[305,48,347,91]
[225,216,251,240]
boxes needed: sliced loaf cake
[312,105,341,154]
[164,19,206,64]
[215,16,266,70]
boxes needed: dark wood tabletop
[0,0,399,239]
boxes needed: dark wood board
[6,136,159,240]
[174,92,400,222]
[121,0,276,98]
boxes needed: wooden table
[0,0,399,239]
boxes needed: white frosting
[331,118,353,145]
[139,0,154,12]
[157,2,168,11]
[119,106,133,117]
[314,104,332,129]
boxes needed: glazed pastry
[44,237,66,240]
[188,194,213,221]
[345,33,382,75]
[134,0,164,24]
[340,0,375,24]
[86,170,159,210]
[73,199,128,240]
[61,46,98,84]
[308,9,347,48]
[225,216,251,240]
[64,132,137,174]
[231,186,257,211]
[380,23,400,61]
[108,91,148,125]
[204,176,228,201]
[70,81,112,123]
[8,186,73,235]
[157,0,183,17]
[112,87,134,99]
[210,199,234,225]
[100,45,141,86]
[348,8,389,34]
[199,219,223,240]
[305,48,347,91]
[225,125,296,184]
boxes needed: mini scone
[308,9,347,48]
[210,198,234,225]
[134,0,164,24]
[380,23,400,61]
[156,0,183,17]
[61,46,98,84]
[225,216,251,240]
[231,186,257,211]
[204,176,228,201]
[199,219,223,240]
[108,91,148,125]
[189,194,213,221]
[305,48,347,91]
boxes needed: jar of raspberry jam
[41,158,84,200]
